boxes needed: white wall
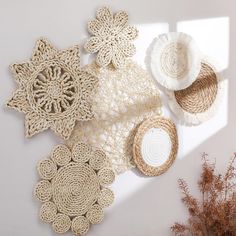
[0,0,235,235]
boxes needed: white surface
[141,128,172,167]
[0,0,235,236]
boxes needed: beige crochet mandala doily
[7,38,98,140]
[35,142,115,235]
[133,116,178,176]
[67,60,162,174]
[167,58,225,125]
[84,6,138,69]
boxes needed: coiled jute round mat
[34,142,115,235]
[133,116,178,176]
[167,58,225,125]
[150,32,202,90]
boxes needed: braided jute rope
[34,142,115,235]
[133,116,178,176]
[167,57,225,125]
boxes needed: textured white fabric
[141,128,172,167]
[150,32,202,90]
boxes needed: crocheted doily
[133,116,178,176]
[67,60,162,174]
[7,38,98,140]
[167,58,225,125]
[35,142,115,235]
[150,32,202,90]
[84,6,138,69]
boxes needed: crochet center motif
[7,38,98,140]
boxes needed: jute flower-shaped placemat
[150,32,202,90]
[7,38,98,139]
[133,116,178,176]
[84,6,138,69]
[67,60,162,174]
[167,58,225,125]
[34,142,115,235]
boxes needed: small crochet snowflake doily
[34,142,115,235]
[167,57,225,125]
[67,60,162,174]
[7,38,98,140]
[150,32,202,90]
[84,6,138,69]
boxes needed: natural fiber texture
[35,142,115,235]
[167,58,225,125]
[84,6,138,69]
[133,116,178,176]
[7,38,98,140]
[150,32,202,90]
[67,60,162,174]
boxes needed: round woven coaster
[133,116,178,176]
[168,58,225,125]
[34,142,115,235]
[150,32,202,90]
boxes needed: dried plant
[171,153,236,236]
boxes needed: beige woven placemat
[34,142,115,235]
[7,38,98,140]
[133,116,178,176]
[67,60,162,174]
[168,58,225,125]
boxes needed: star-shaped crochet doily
[7,38,98,139]
[84,6,138,69]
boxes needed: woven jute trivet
[167,58,225,125]
[34,142,115,235]
[133,116,178,176]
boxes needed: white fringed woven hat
[167,57,225,125]
[150,32,202,90]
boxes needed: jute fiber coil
[167,58,225,125]
[7,38,98,140]
[150,32,202,90]
[84,6,138,69]
[133,116,178,176]
[67,60,162,174]
[34,142,115,235]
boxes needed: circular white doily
[150,32,202,90]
